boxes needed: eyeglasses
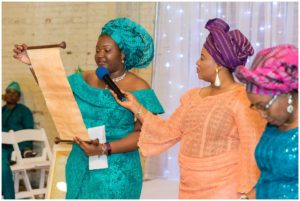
[250,94,279,111]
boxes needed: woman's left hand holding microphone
[109,89,147,123]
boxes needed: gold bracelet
[134,104,142,122]
[136,105,142,117]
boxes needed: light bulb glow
[56,182,67,192]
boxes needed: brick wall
[2,2,156,149]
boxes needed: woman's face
[95,35,125,73]
[196,48,219,82]
[247,93,293,126]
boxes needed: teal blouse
[255,124,298,199]
[65,73,164,199]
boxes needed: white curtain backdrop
[144,2,298,180]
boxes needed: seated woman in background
[2,81,35,199]
[236,44,298,199]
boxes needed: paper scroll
[27,48,89,141]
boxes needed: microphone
[96,66,126,102]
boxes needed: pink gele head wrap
[235,44,298,95]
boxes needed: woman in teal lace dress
[13,18,164,199]
[66,74,163,198]
[236,44,298,199]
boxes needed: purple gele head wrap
[235,44,298,95]
[203,18,254,72]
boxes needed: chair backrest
[2,130,15,145]
[2,131,17,161]
[2,129,52,165]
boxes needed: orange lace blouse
[138,85,266,198]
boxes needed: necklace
[111,71,127,82]
[105,71,127,89]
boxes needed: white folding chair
[2,129,52,199]
[2,131,23,197]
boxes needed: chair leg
[13,172,20,193]
[21,170,35,199]
[35,168,47,198]
[39,169,46,189]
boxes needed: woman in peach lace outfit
[111,18,266,199]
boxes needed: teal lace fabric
[255,124,298,199]
[65,73,164,199]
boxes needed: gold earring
[214,68,221,87]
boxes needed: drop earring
[287,94,294,114]
[121,60,125,64]
[214,68,221,87]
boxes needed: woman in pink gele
[235,44,298,199]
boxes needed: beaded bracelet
[105,142,111,156]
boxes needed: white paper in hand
[88,125,108,170]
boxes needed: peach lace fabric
[138,85,266,198]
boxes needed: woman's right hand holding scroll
[13,44,31,65]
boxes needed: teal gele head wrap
[6,81,21,93]
[101,18,154,70]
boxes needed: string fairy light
[165,62,170,68]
